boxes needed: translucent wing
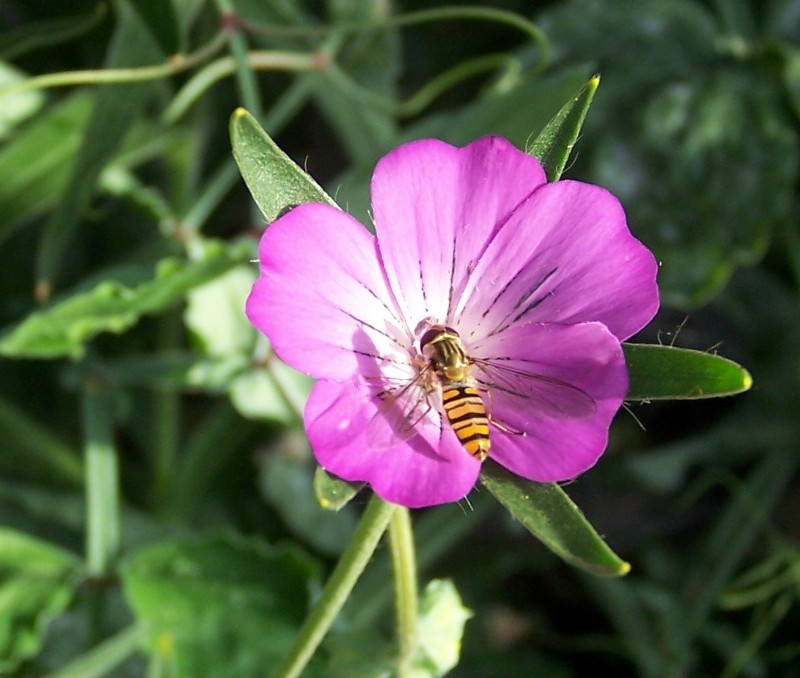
[365,373,436,449]
[471,358,596,420]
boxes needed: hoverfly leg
[481,383,526,437]
[491,418,527,437]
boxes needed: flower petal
[245,203,409,382]
[305,380,481,508]
[474,322,627,481]
[456,180,659,342]
[371,137,547,328]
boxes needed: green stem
[83,378,120,578]
[272,495,397,678]
[163,50,318,123]
[45,624,146,678]
[388,507,418,677]
[0,32,229,97]
[214,0,263,117]
[152,312,181,511]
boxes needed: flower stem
[388,507,418,677]
[271,495,397,678]
[83,378,119,578]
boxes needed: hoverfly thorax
[418,325,470,382]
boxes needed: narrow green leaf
[314,466,364,512]
[480,461,629,577]
[624,343,753,400]
[0,62,45,137]
[0,528,81,673]
[230,107,337,222]
[121,534,320,675]
[129,0,180,55]
[0,394,83,485]
[527,74,600,181]
[0,5,106,60]
[0,92,92,245]
[35,4,163,297]
[0,240,252,359]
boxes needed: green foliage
[0,0,796,676]
[0,240,252,359]
[120,534,320,677]
[0,529,80,673]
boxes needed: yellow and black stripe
[441,385,490,461]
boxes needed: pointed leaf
[0,240,252,359]
[480,461,630,577]
[230,108,337,223]
[624,343,753,400]
[0,528,81,673]
[527,74,600,181]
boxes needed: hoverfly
[367,322,597,461]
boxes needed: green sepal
[527,74,600,181]
[314,466,365,512]
[480,461,630,577]
[230,108,337,223]
[624,343,753,400]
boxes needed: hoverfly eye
[418,327,441,350]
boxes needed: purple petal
[246,203,410,382]
[371,137,547,328]
[456,180,659,342]
[474,322,627,481]
[305,380,481,508]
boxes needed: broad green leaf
[121,534,320,678]
[260,451,358,556]
[230,108,337,222]
[480,462,630,577]
[623,343,752,400]
[0,528,81,673]
[314,466,364,512]
[413,579,472,677]
[0,239,252,359]
[527,74,600,181]
[0,5,106,60]
[184,265,258,357]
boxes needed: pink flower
[246,137,659,508]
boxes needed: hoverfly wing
[365,379,433,449]
[473,359,596,420]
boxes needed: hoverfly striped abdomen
[441,384,490,461]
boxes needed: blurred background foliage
[0,0,798,676]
